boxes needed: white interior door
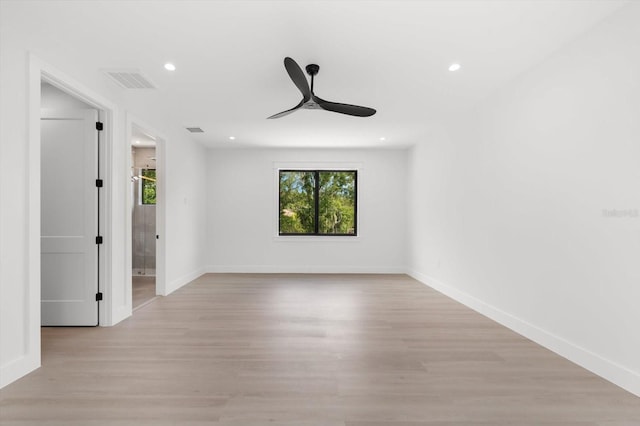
[41,109,99,326]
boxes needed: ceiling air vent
[103,69,156,89]
[186,127,204,133]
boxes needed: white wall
[41,83,94,109]
[0,4,208,387]
[207,148,407,273]
[408,4,640,396]
[162,130,208,293]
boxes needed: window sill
[273,235,361,243]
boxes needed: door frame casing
[3,54,125,388]
[126,114,167,299]
[28,55,119,331]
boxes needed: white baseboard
[166,267,207,295]
[0,353,39,389]
[205,265,406,274]
[408,269,640,398]
[110,305,130,327]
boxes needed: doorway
[131,126,158,310]
[40,82,103,326]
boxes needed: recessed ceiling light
[229,136,236,140]
[135,140,140,144]
[379,137,386,141]
[164,63,176,71]
[448,63,461,72]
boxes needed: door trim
[22,54,119,383]
[37,72,114,327]
[4,54,127,389]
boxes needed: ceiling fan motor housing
[305,64,320,76]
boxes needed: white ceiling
[14,0,628,148]
[131,127,157,148]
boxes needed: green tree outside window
[279,170,357,235]
[141,169,156,205]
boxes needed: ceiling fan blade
[313,95,376,117]
[267,99,305,119]
[284,57,311,101]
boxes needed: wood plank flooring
[1,273,639,425]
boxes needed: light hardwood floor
[1,273,639,425]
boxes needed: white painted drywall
[408,4,640,396]
[207,148,407,273]
[41,83,94,109]
[0,6,208,387]
[162,131,208,293]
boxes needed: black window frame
[278,169,358,236]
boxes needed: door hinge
[96,292,103,301]
[96,236,103,244]
[96,122,103,131]
[95,179,103,188]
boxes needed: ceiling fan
[268,57,376,119]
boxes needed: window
[141,169,156,205]
[279,170,357,236]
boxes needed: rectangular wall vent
[103,69,156,89]
[186,127,204,133]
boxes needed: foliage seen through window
[141,169,156,205]
[279,170,356,235]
